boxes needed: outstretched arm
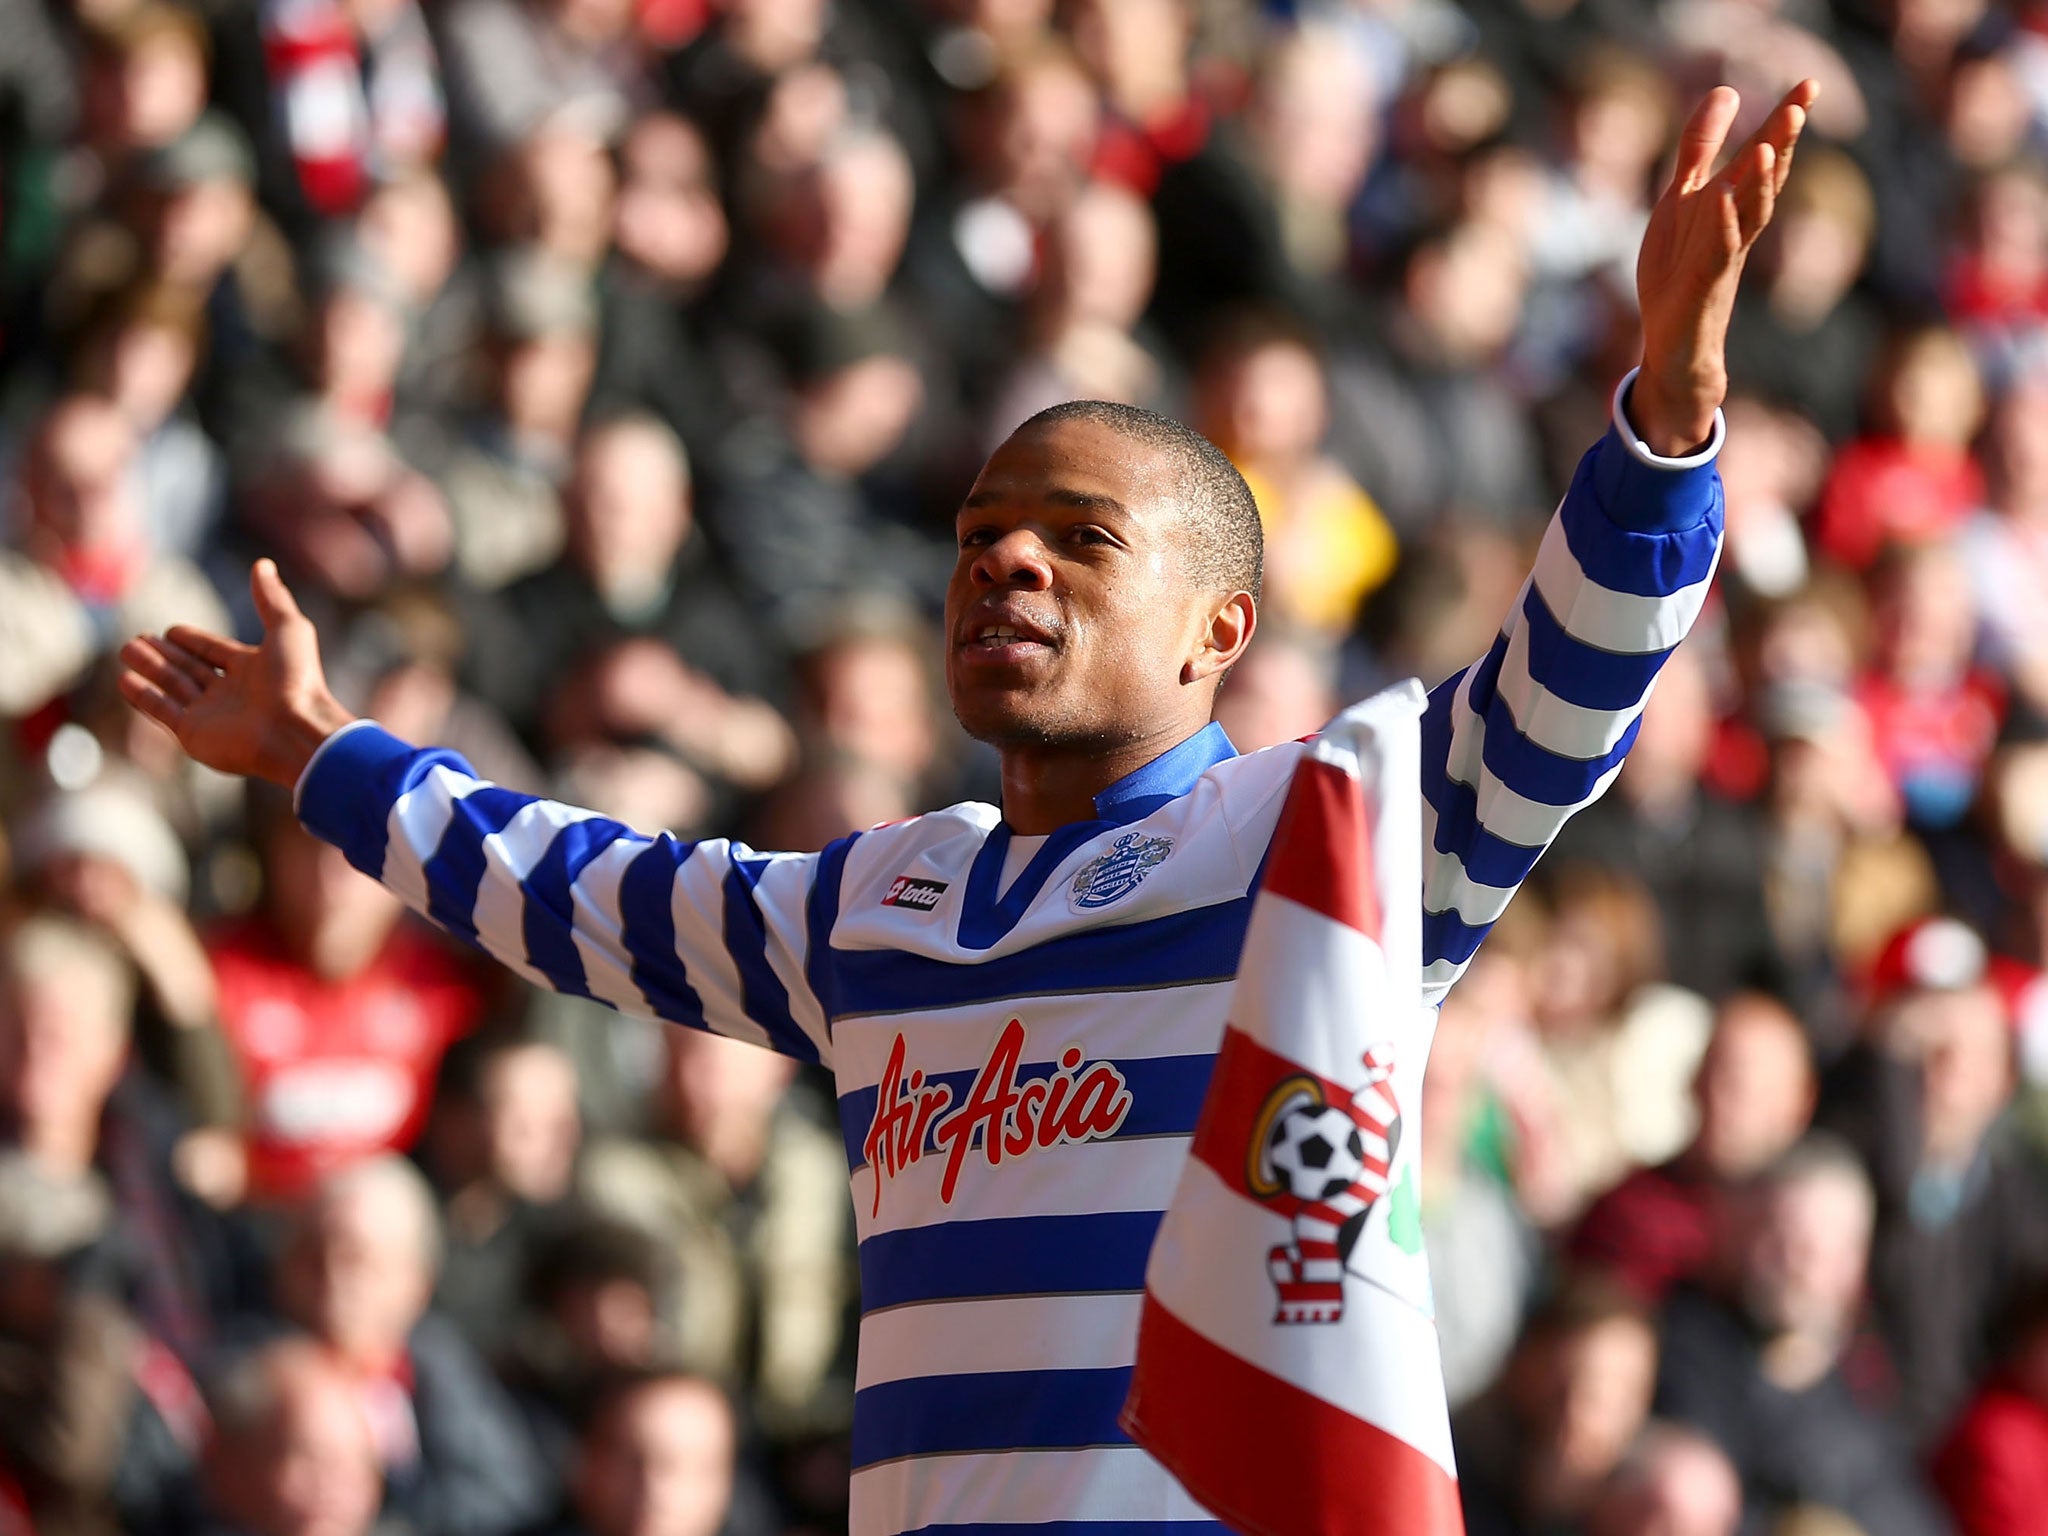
[118,564,833,1064]
[1418,82,1816,1003]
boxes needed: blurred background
[1,0,2047,1533]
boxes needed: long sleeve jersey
[296,375,1725,1536]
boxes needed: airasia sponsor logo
[861,1018,1134,1215]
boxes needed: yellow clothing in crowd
[1236,459,1400,635]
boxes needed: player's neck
[996,720,1206,835]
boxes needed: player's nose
[969,529,1055,590]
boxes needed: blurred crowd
[5,0,2048,1533]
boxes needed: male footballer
[121,83,1815,1536]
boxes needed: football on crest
[1265,1103,1368,1202]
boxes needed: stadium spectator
[1572,991,1818,1303]
[196,1337,386,1536]
[502,1215,670,1479]
[73,279,226,562]
[421,1030,581,1363]
[578,1026,851,1438]
[1422,949,1546,1407]
[434,252,594,590]
[79,5,212,171]
[13,769,243,1135]
[1947,162,2048,386]
[1963,375,2048,716]
[1855,540,2006,834]
[434,0,642,162]
[0,1149,198,1536]
[1816,916,2048,1442]
[0,393,228,719]
[537,1372,740,1536]
[254,0,445,223]
[704,304,942,650]
[206,791,486,1203]
[1654,1136,1949,1536]
[1754,671,1932,1025]
[270,1155,552,1536]
[1194,312,1399,639]
[354,170,482,421]
[1552,643,1780,1002]
[788,604,944,799]
[0,911,236,1353]
[907,44,1095,385]
[1932,1277,2048,1536]
[981,178,1165,445]
[1211,628,1342,755]
[1584,1424,1744,1536]
[1329,219,1546,532]
[1518,861,1712,1217]
[1814,325,1989,570]
[469,412,789,802]
[1455,1280,1662,1536]
[591,112,734,461]
[1724,148,1881,443]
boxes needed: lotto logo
[861,1018,1134,1214]
[883,876,948,910]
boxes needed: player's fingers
[165,624,251,670]
[121,636,205,704]
[1733,141,1778,244]
[1736,80,1814,203]
[117,670,186,733]
[1763,81,1818,196]
[1670,86,1741,196]
[159,634,226,690]
[250,558,306,635]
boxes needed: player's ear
[1183,591,1256,685]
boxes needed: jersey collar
[955,721,1239,952]
[1091,720,1239,828]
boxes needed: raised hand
[118,560,356,788]
[1633,81,1819,455]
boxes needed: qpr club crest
[1070,833,1173,910]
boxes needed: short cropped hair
[312,1153,443,1275]
[1017,399,1264,600]
[1758,1131,1875,1228]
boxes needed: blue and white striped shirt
[296,375,1724,1536]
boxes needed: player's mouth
[956,611,1059,667]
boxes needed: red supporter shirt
[1814,437,1986,569]
[1568,1160,1717,1303]
[1946,253,2048,333]
[1934,1382,2048,1536]
[1855,669,2005,823]
[207,918,486,1201]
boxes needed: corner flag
[1121,680,1464,1536]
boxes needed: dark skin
[118,85,1817,835]
[947,417,1254,830]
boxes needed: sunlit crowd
[3,0,2048,1533]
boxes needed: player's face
[945,419,1217,752]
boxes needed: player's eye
[958,526,997,550]
[1066,525,1113,547]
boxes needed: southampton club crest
[1247,1044,1402,1324]
[1070,833,1173,910]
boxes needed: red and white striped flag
[1121,681,1464,1536]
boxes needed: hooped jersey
[296,380,1725,1536]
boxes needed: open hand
[118,560,356,788]
[1633,81,1819,455]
